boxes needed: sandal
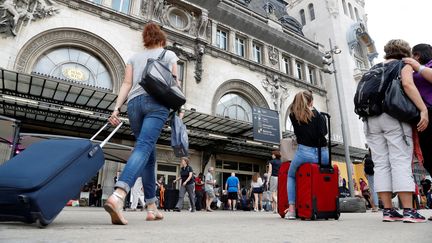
[146,209,164,221]
[104,191,128,225]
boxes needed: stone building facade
[0,0,367,200]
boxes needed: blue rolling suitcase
[0,122,122,227]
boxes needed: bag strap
[157,49,167,61]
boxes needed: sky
[364,0,432,62]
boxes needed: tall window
[252,43,262,63]
[216,29,228,50]
[308,4,315,21]
[342,0,348,15]
[296,61,303,80]
[112,0,130,13]
[354,7,360,21]
[33,47,112,90]
[89,0,102,4]
[282,56,290,75]
[177,61,185,89]
[216,93,252,122]
[309,67,316,85]
[300,9,306,25]
[348,3,354,20]
[235,36,245,57]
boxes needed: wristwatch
[113,107,120,112]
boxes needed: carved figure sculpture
[197,11,208,38]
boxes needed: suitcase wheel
[311,213,317,220]
[38,220,48,228]
[335,213,340,220]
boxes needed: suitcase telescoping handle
[318,112,331,169]
[90,122,124,148]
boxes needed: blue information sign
[252,106,280,144]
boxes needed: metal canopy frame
[0,69,277,159]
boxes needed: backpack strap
[157,49,167,61]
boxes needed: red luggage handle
[90,122,124,148]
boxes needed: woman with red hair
[105,23,179,225]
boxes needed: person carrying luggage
[284,90,329,219]
[266,150,282,214]
[105,22,179,225]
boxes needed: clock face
[33,47,113,90]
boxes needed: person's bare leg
[398,192,413,209]
[379,192,393,208]
[253,193,258,211]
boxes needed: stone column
[211,21,218,47]
[101,0,112,7]
[229,29,235,53]
[248,38,254,60]
[262,44,269,66]
[130,0,142,16]
[290,57,297,79]
[278,51,283,72]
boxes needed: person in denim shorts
[105,23,179,225]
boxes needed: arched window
[33,47,113,90]
[299,9,306,26]
[285,115,293,132]
[342,0,348,15]
[348,3,354,20]
[308,3,315,21]
[112,0,130,13]
[354,7,360,21]
[216,93,252,122]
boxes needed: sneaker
[382,208,403,222]
[428,216,432,221]
[233,208,237,211]
[285,210,296,220]
[260,209,265,212]
[402,209,426,223]
[253,208,258,212]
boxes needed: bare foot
[104,192,128,225]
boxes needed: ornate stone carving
[197,10,208,39]
[325,0,339,18]
[141,0,149,18]
[165,42,205,83]
[263,2,277,21]
[0,0,59,37]
[14,28,125,93]
[262,75,290,111]
[152,0,164,21]
[268,46,279,66]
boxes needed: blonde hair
[289,90,313,124]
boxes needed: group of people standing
[102,20,431,225]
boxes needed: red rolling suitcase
[295,112,340,220]
[277,161,290,218]
[0,122,123,227]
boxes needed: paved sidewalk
[0,207,431,243]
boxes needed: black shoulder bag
[139,50,186,111]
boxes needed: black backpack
[354,61,400,118]
[354,63,388,117]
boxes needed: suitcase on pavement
[277,161,291,218]
[295,112,340,220]
[163,189,179,211]
[0,122,123,227]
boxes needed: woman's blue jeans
[287,144,329,204]
[115,95,169,204]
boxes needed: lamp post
[322,38,355,198]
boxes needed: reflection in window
[296,61,303,80]
[169,10,188,29]
[300,9,306,25]
[177,61,185,89]
[308,4,315,21]
[354,7,360,22]
[216,29,227,50]
[252,43,262,63]
[309,67,316,85]
[89,0,102,4]
[33,47,112,90]
[216,93,252,122]
[282,56,290,75]
[235,36,245,57]
[112,0,130,14]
